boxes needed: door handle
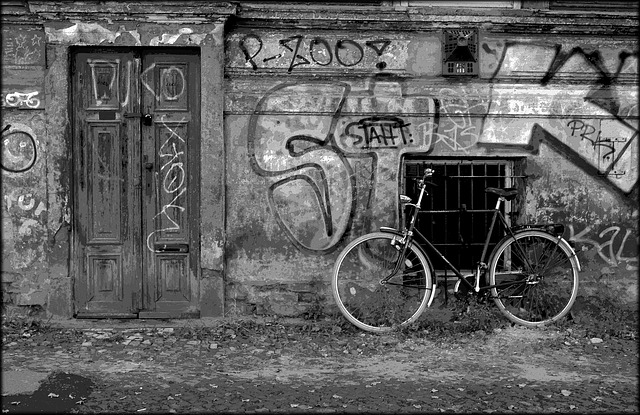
[143,156,153,196]
[143,113,153,126]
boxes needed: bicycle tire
[332,232,433,333]
[487,230,579,327]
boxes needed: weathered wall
[2,2,233,317]
[224,27,638,316]
[2,23,54,310]
[1,3,637,319]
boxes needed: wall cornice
[232,3,639,36]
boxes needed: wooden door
[72,49,200,318]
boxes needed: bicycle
[331,168,581,333]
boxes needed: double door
[72,48,200,318]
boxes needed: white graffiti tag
[146,115,187,252]
[569,224,638,270]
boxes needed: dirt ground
[2,316,638,413]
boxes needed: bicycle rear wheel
[332,232,433,333]
[488,230,579,327]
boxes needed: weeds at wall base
[2,295,636,342]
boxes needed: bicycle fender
[490,231,581,272]
[560,237,581,271]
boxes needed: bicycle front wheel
[488,230,579,327]
[332,232,433,333]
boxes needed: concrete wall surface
[1,1,638,319]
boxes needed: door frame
[70,46,202,319]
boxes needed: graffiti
[3,192,47,216]
[4,91,41,109]
[87,58,143,108]
[140,63,187,102]
[88,59,120,108]
[146,115,187,252]
[1,29,44,66]
[122,60,132,107]
[238,34,393,72]
[239,34,262,70]
[569,224,638,270]
[1,124,38,173]
[342,116,413,149]
[160,67,186,101]
[248,80,437,253]
[424,89,487,154]
[87,59,187,108]
[481,41,638,194]
[241,35,637,254]
[248,82,356,253]
[567,120,614,159]
[565,119,631,177]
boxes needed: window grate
[402,158,523,273]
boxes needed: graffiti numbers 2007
[239,34,391,72]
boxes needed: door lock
[122,112,153,126]
[144,162,153,170]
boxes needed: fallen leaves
[290,403,313,409]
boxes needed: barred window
[402,158,526,274]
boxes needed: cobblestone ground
[2,319,638,413]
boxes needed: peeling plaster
[45,22,141,45]
[149,27,210,46]
[17,219,39,236]
[201,240,224,270]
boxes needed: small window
[442,29,478,76]
[402,158,525,274]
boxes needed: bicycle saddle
[485,187,518,200]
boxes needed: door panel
[73,49,200,318]
[140,53,200,317]
[73,51,138,317]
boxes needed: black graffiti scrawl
[480,42,638,195]
[247,79,438,254]
[247,82,358,254]
[1,124,38,173]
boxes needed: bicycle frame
[409,211,511,293]
[382,169,540,294]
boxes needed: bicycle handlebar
[418,168,436,189]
